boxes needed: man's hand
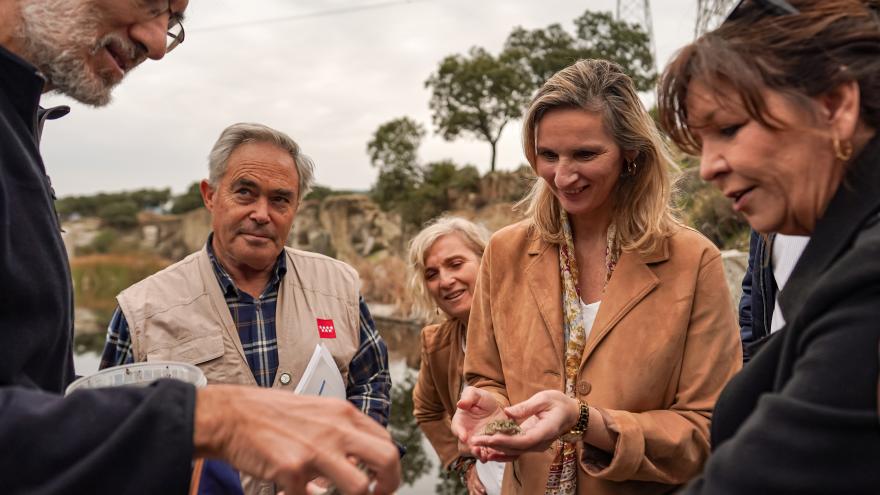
[451,387,511,462]
[194,385,401,495]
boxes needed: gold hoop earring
[833,137,853,161]
[626,160,637,176]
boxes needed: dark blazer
[0,44,194,493]
[681,137,880,494]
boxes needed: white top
[770,234,810,333]
[475,461,506,495]
[580,299,602,339]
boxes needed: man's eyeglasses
[165,12,186,53]
[142,0,185,53]
[166,13,184,53]
[723,0,800,25]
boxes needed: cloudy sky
[40,0,699,198]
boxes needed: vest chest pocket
[146,334,225,365]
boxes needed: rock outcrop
[290,194,404,260]
[62,178,751,327]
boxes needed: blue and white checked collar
[205,233,288,298]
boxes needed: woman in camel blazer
[409,217,501,494]
[453,60,742,495]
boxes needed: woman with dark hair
[657,0,880,492]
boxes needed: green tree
[170,182,204,214]
[398,161,481,228]
[367,117,425,211]
[305,184,334,202]
[500,10,656,93]
[56,188,173,220]
[86,229,118,254]
[389,371,432,486]
[304,185,361,202]
[56,195,99,218]
[573,10,655,91]
[501,24,582,88]
[425,47,531,172]
[369,158,484,229]
[367,117,425,173]
[435,465,466,495]
[96,200,139,229]
[129,188,171,211]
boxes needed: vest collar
[204,233,288,298]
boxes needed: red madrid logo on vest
[317,318,337,339]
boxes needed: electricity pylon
[616,0,656,72]
[695,0,737,36]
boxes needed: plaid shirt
[100,240,391,425]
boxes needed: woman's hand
[451,386,511,461]
[470,390,580,457]
[465,463,487,495]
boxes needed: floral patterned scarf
[545,211,619,495]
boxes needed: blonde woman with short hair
[408,216,503,495]
[452,59,742,495]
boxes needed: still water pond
[73,320,465,495]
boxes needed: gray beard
[18,0,116,107]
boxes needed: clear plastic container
[65,361,207,395]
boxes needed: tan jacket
[412,318,467,468]
[118,246,362,495]
[464,221,742,495]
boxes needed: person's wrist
[463,462,476,485]
[193,386,229,457]
[554,396,579,436]
[451,456,476,484]
[566,397,581,432]
[559,398,589,443]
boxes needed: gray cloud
[40,0,695,197]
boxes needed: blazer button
[280,372,291,385]
[578,381,591,396]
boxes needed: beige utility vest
[117,246,362,495]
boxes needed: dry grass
[70,254,172,313]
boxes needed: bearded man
[0,1,400,494]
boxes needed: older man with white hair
[101,122,392,495]
[0,0,400,493]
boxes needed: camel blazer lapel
[581,239,668,368]
[524,236,565,367]
[523,234,670,371]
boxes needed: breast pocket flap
[149,334,225,365]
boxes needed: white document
[293,343,346,399]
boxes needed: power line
[191,0,429,34]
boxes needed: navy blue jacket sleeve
[738,231,758,362]
[0,380,195,494]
